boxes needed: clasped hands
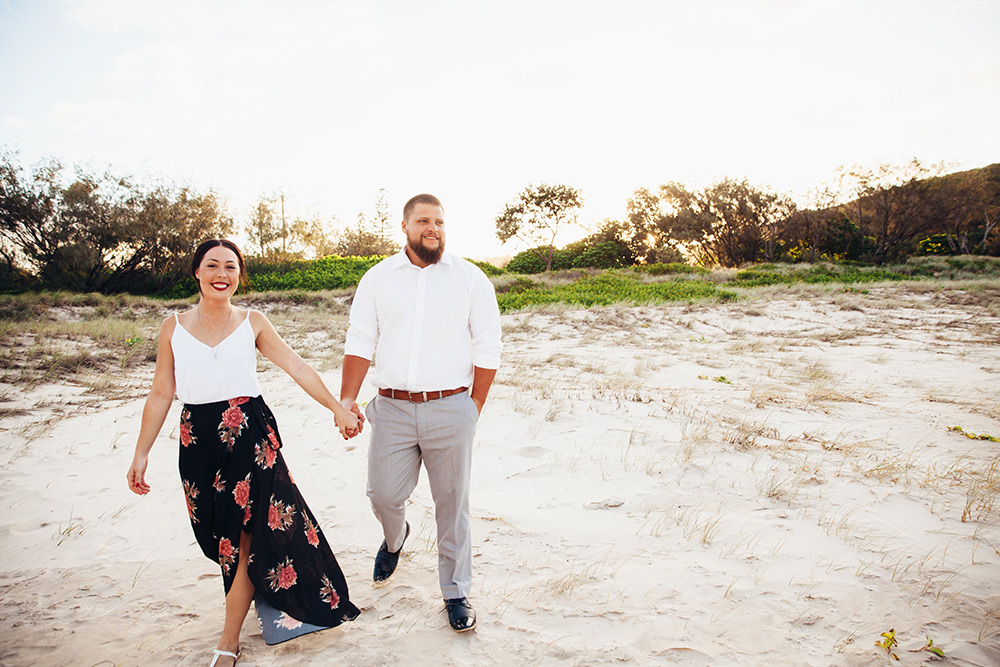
[336,399,365,440]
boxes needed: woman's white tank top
[171,310,263,404]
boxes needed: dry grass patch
[641,503,726,546]
[805,381,860,404]
[748,383,803,409]
[756,467,811,505]
[721,418,781,451]
[724,338,773,354]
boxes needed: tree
[289,214,340,259]
[245,196,279,258]
[0,154,143,291]
[333,189,400,257]
[0,151,231,293]
[624,187,677,263]
[0,153,69,283]
[495,183,583,272]
[658,178,794,267]
[929,165,1000,255]
[133,185,233,291]
[784,185,840,262]
[333,211,399,257]
[836,160,943,263]
[372,187,392,249]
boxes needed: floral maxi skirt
[179,395,359,643]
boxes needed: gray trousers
[365,392,479,599]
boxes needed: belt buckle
[408,391,428,403]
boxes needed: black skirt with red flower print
[179,395,359,640]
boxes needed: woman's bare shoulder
[170,308,199,331]
[247,308,274,335]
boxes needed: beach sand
[2,285,999,665]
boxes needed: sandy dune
[2,286,999,665]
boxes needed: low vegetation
[2,258,999,402]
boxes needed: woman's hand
[127,454,150,495]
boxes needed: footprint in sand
[585,498,625,510]
[8,521,48,535]
[516,445,551,458]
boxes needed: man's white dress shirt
[344,250,502,392]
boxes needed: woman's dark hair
[191,239,249,294]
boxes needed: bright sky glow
[2,0,998,258]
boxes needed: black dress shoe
[373,522,410,583]
[445,597,476,632]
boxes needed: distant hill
[788,161,1000,261]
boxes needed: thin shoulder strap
[174,312,180,323]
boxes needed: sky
[1,0,998,259]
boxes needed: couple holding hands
[126,194,502,666]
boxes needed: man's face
[402,203,446,265]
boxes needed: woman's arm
[250,310,359,438]
[127,316,177,495]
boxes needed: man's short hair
[403,194,444,221]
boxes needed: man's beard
[408,235,444,265]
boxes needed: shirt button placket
[407,268,427,392]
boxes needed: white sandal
[209,648,240,666]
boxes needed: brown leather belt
[378,387,468,403]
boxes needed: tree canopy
[495,183,583,272]
[654,179,794,267]
[0,151,232,293]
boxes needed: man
[340,193,502,632]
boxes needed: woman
[126,239,361,667]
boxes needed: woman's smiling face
[194,246,240,297]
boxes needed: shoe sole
[452,622,476,633]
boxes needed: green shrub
[466,258,504,277]
[0,263,39,294]
[159,277,198,299]
[572,242,631,270]
[729,263,914,287]
[495,276,543,294]
[505,250,547,274]
[495,271,735,312]
[634,263,709,276]
[505,246,583,273]
[731,270,794,287]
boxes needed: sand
[1,286,999,665]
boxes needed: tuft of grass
[961,454,1000,523]
[544,400,564,422]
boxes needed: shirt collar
[391,249,454,270]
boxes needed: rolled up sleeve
[344,272,378,360]
[469,272,502,369]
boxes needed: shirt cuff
[343,337,375,360]
[473,351,502,370]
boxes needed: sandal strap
[210,649,240,666]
